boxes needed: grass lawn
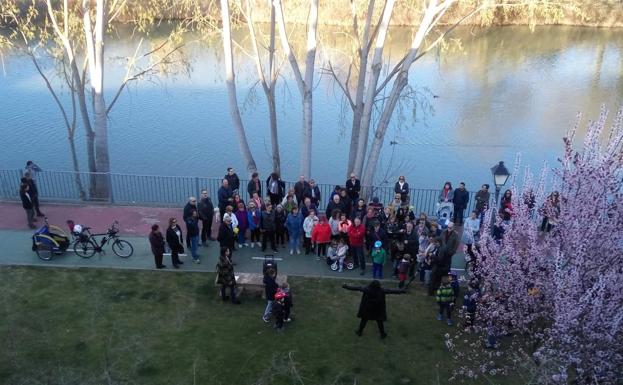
[0,266,521,385]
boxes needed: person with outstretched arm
[342,280,405,339]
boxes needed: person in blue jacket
[286,206,303,255]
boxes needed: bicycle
[73,221,134,258]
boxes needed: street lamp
[490,161,510,232]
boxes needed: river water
[0,25,622,190]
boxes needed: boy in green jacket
[436,275,455,326]
[371,241,386,279]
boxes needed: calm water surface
[0,25,622,190]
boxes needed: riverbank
[15,0,623,27]
[243,0,623,28]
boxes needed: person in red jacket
[311,216,331,259]
[348,217,366,275]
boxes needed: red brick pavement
[0,201,218,237]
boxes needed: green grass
[0,266,521,385]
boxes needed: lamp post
[490,161,510,233]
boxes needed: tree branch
[322,61,355,110]
[106,42,185,114]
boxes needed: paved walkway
[0,201,468,281]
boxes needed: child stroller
[326,245,355,271]
[31,217,71,261]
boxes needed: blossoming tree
[447,106,623,384]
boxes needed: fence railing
[1,169,481,218]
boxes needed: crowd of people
[19,162,561,335]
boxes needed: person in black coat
[342,280,405,338]
[165,218,184,268]
[218,179,233,220]
[247,172,262,199]
[266,172,286,206]
[149,224,166,269]
[183,197,198,248]
[325,195,345,219]
[198,189,215,245]
[303,179,321,206]
[452,182,470,225]
[293,175,310,204]
[224,167,240,193]
[217,216,236,255]
[394,176,410,203]
[19,182,36,229]
[345,173,361,201]
[23,172,43,217]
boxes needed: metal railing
[1,169,481,218]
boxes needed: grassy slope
[0,266,522,385]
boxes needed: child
[247,201,262,248]
[462,279,479,327]
[371,240,386,279]
[397,253,411,288]
[273,290,287,331]
[328,237,349,272]
[303,210,319,255]
[450,272,460,303]
[311,216,332,259]
[390,240,406,277]
[281,282,294,322]
[235,202,248,248]
[436,275,455,326]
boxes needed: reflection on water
[0,25,621,190]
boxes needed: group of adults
[145,168,501,295]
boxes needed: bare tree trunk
[352,0,396,178]
[83,0,110,199]
[246,0,280,174]
[300,0,318,178]
[268,87,280,174]
[268,4,280,174]
[221,0,258,175]
[68,132,87,200]
[362,0,445,187]
[274,0,317,178]
[346,0,376,178]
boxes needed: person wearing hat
[342,280,405,339]
[272,289,287,331]
[371,241,386,279]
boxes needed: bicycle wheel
[112,239,133,258]
[74,239,97,258]
[35,243,53,261]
